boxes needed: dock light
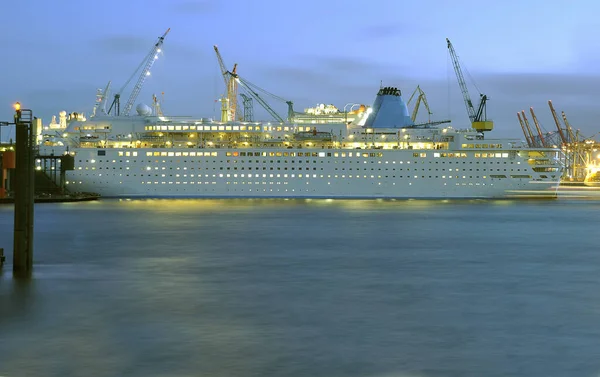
[14,102,21,111]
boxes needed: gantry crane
[561,111,578,144]
[516,112,533,147]
[108,28,170,116]
[548,100,568,145]
[529,107,547,147]
[406,85,432,122]
[446,38,493,131]
[562,111,587,179]
[520,111,539,147]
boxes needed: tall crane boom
[446,38,493,131]
[213,45,229,88]
[561,111,577,144]
[122,28,170,116]
[521,111,538,147]
[108,28,170,116]
[529,107,547,147]
[213,45,240,121]
[548,100,567,145]
[516,112,533,147]
[446,38,475,122]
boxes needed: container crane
[548,100,568,145]
[529,107,547,147]
[561,111,578,144]
[562,111,587,179]
[516,112,533,147]
[520,111,539,147]
[446,38,493,132]
[107,28,169,116]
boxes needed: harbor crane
[516,112,534,147]
[108,28,170,116]
[213,45,241,121]
[236,76,295,123]
[239,93,254,122]
[446,38,493,131]
[213,46,295,123]
[520,111,538,147]
[406,85,432,122]
[561,110,588,179]
[548,100,568,145]
[529,107,547,147]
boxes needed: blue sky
[1,0,599,141]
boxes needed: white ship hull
[63,147,561,199]
[39,86,563,200]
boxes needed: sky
[1,0,600,141]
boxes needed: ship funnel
[363,86,414,128]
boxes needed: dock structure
[1,105,99,275]
[517,102,600,185]
[1,144,94,204]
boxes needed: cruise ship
[38,86,564,199]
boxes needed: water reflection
[1,199,600,376]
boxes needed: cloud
[258,56,409,89]
[170,0,218,14]
[94,33,205,61]
[479,73,600,100]
[96,35,151,55]
[315,57,390,73]
[359,24,413,39]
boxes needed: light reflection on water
[1,198,600,377]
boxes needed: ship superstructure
[38,86,563,199]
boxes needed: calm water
[1,198,600,377]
